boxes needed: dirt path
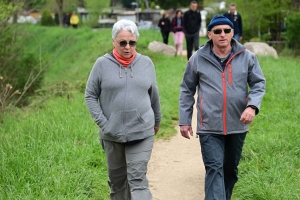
[148,102,205,200]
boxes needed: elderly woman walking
[85,19,161,200]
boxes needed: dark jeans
[161,31,170,45]
[199,133,247,200]
[185,32,200,60]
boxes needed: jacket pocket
[103,109,151,138]
[124,109,152,133]
[200,96,223,131]
[102,111,123,138]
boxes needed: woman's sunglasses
[212,28,232,34]
[117,40,137,47]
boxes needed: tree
[226,0,294,41]
[285,12,300,49]
[55,0,64,27]
[153,0,203,9]
[84,0,109,28]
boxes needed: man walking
[224,3,243,41]
[183,1,202,60]
[179,15,266,200]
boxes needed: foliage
[0,2,16,22]
[25,0,47,10]
[40,9,55,26]
[84,0,109,28]
[153,0,203,9]
[0,2,73,118]
[0,23,47,119]
[122,0,133,8]
[140,2,146,10]
[224,0,294,42]
[285,12,300,50]
[150,1,156,9]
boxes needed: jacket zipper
[221,48,246,135]
[222,72,227,135]
[123,66,128,140]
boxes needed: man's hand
[240,107,255,124]
[180,125,193,139]
[154,127,160,135]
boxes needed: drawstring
[119,65,122,78]
[130,64,134,77]
[119,64,134,78]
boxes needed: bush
[0,25,46,116]
[40,9,55,26]
[286,12,300,50]
[150,2,156,9]
[260,33,272,42]
[84,14,99,29]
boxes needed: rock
[148,41,176,56]
[244,42,278,59]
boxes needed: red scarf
[113,49,136,67]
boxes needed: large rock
[244,42,278,59]
[148,41,176,56]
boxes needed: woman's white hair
[112,19,139,40]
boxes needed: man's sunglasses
[117,40,137,47]
[212,28,232,34]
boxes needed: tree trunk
[144,0,149,9]
[291,0,300,11]
[55,0,64,27]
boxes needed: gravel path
[148,102,205,200]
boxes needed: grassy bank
[0,25,186,199]
[1,25,299,199]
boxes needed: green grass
[0,93,109,199]
[232,57,300,199]
[1,25,300,199]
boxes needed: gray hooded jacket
[179,39,266,135]
[85,53,161,143]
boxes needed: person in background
[224,3,243,41]
[63,12,71,27]
[70,11,79,29]
[158,11,172,44]
[183,0,202,60]
[85,19,161,200]
[179,14,266,200]
[171,10,184,56]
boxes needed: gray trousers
[101,136,154,200]
[199,133,247,200]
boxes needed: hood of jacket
[103,52,142,78]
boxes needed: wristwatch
[247,105,257,110]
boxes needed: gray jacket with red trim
[179,39,266,135]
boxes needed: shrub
[40,9,55,26]
[0,25,46,116]
[260,33,272,42]
[150,2,156,9]
[285,12,300,50]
